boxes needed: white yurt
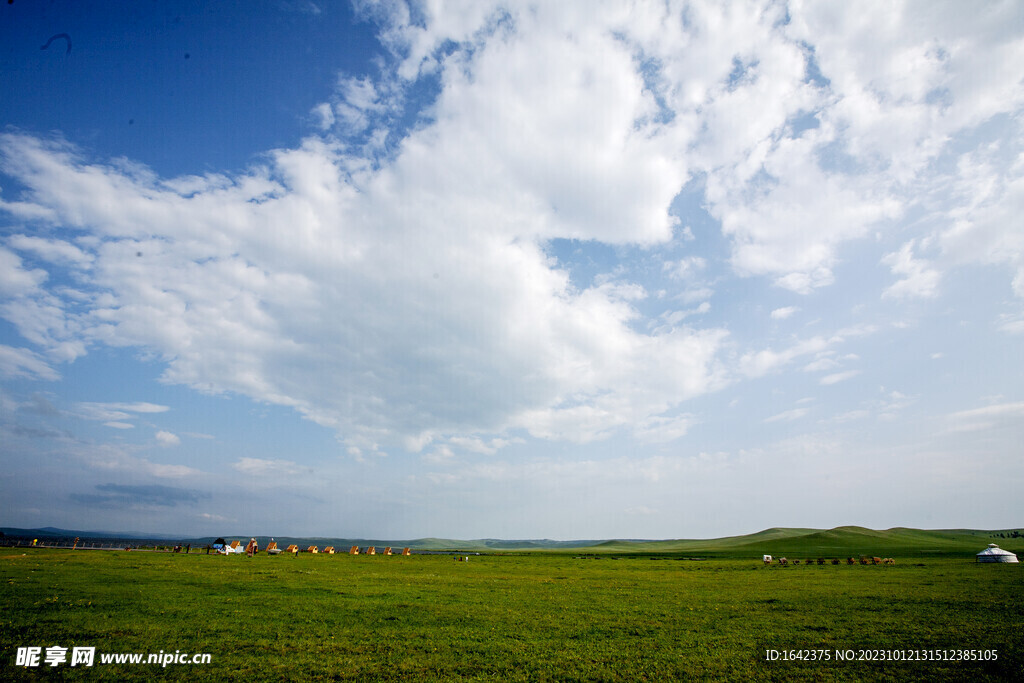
[976,544,1019,563]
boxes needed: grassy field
[587,526,1023,557]
[1,546,1021,681]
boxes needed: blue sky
[1,0,1023,540]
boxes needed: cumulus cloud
[2,0,1023,460]
[883,240,940,299]
[310,102,335,131]
[0,247,47,295]
[770,306,799,320]
[155,430,181,447]
[708,0,1023,292]
[937,139,1024,299]
[7,235,93,268]
[0,117,726,453]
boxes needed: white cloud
[447,436,519,456]
[945,401,1024,433]
[826,409,871,424]
[657,302,711,329]
[997,313,1024,335]
[7,235,93,268]
[2,0,1023,466]
[155,430,180,447]
[820,370,861,386]
[0,247,48,295]
[108,402,169,413]
[195,511,232,524]
[803,355,839,373]
[0,344,59,380]
[883,240,940,299]
[770,306,799,320]
[0,106,728,453]
[198,512,232,523]
[183,431,216,440]
[232,457,306,476]
[937,143,1024,298]
[634,414,697,444]
[698,0,1024,293]
[75,402,170,423]
[310,102,335,131]
[666,257,707,281]
[764,407,809,423]
[72,443,199,478]
[423,445,455,464]
[739,336,829,378]
[147,463,197,478]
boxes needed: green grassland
[589,525,1023,557]
[2,538,1022,681]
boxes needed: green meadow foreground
[1,548,1021,681]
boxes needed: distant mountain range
[0,526,605,549]
[1,526,184,540]
[3,525,1021,556]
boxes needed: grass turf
[1,548,1021,681]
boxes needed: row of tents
[215,539,1020,563]
[211,538,412,556]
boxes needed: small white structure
[976,544,1019,563]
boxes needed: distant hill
[593,526,1023,558]
[0,526,182,541]
[3,526,1020,557]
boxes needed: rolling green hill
[587,526,1022,558]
